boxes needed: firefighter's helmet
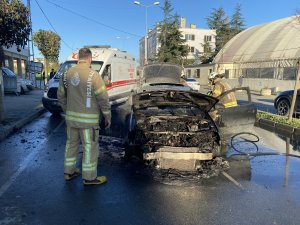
[209,72,223,81]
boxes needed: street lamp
[134,1,160,65]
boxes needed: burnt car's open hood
[132,90,218,112]
[143,64,182,84]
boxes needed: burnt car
[274,89,300,116]
[139,63,192,93]
[125,64,256,171]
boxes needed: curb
[256,118,298,137]
[0,106,46,141]
[257,118,275,132]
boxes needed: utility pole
[0,70,4,122]
[288,60,300,121]
[134,1,160,66]
[27,0,35,64]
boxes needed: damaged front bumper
[144,147,213,161]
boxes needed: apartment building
[139,17,216,66]
[2,44,29,77]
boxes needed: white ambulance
[42,46,138,114]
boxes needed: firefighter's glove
[105,119,111,129]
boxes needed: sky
[23,0,300,63]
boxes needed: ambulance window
[102,64,111,86]
[91,61,103,73]
[55,61,77,79]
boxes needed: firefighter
[57,47,111,185]
[208,72,237,108]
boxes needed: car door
[214,87,257,138]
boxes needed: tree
[33,30,61,78]
[200,40,213,64]
[0,0,31,122]
[156,0,189,65]
[206,7,231,54]
[230,3,245,36]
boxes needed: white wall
[180,28,216,60]
[139,26,216,64]
[226,78,295,92]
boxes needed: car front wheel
[277,99,290,116]
[49,110,61,116]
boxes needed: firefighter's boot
[83,176,107,185]
[64,168,81,181]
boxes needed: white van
[42,46,138,114]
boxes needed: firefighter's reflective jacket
[212,79,237,108]
[57,61,111,128]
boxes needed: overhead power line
[34,0,73,51]
[46,0,141,38]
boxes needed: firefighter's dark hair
[78,47,92,59]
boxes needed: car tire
[20,87,25,95]
[277,99,290,116]
[49,110,61,116]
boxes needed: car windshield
[54,60,103,79]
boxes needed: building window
[282,67,296,80]
[224,70,230,78]
[204,35,212,42]
[4,58,9,67]
[260,68,275,79]
[190,47,195,53]
[21,60,26,75]
[187,69,191,76]
[244,68,260,78]
[185,34,195,41]
[13,59,18,74]
[196,69,200,78]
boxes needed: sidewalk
[0,89,46,141]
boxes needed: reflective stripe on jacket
[57,61,111,128]
[212,80,237,108]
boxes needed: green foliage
[182,58,196,66]
[157,1,189,65]
[200,40,214,64]
[0,0,31,65]
[257,112,300,128]
[205,4,246,57]
[33,29,61,62]
[230,3,245,36]
[206,7,231,53]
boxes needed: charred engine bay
[129,90,225,173]
[134,107,220,154]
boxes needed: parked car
[182,77,200,91]
[1,67,32,95]
[125,64,257,171]
[19,78,34,91]
[274,89,300,116]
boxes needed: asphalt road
[0,106,300,225]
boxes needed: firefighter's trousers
[64,126,99,180]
